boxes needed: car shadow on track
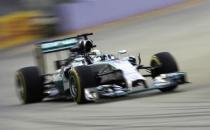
[42,88,187,105]
[94,89,186,105]
[3,88,189,110]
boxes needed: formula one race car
[15,33,188,104]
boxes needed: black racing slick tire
[15,66,44,104]
[150,52,179,92]
[69,66,98,104]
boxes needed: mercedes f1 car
[15,33,188,104]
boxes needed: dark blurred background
[0,0,73,49]
[0,0,185,49]
[0,0,71,14]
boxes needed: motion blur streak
[1,0,210,130]
[0,11,43,49]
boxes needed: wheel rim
[151,59,159,78]
[70,76,77,99]
[16,75,25,102]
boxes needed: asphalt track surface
[1,1,210,129]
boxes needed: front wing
[84,72,188,101]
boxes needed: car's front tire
[150,52,179,92]
[69,66,98,104]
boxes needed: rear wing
[38,33,93,54]
[38,37,78,53]
[35,33,93,74]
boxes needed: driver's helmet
[79,39,93,53]
[91,49,102,57]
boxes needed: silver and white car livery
[15,33,188,104]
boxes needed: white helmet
[91,49,102,56]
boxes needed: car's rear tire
[69,66,98,104]
[15,66,44,104]
[150,52,179,92]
